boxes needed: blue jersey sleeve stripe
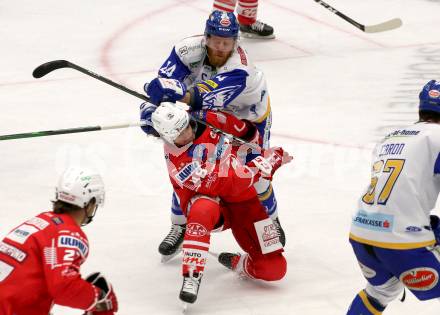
[434,152,440,174]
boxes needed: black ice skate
[180,271,203,306]
[158,224,186,263]
[273,217,286,247]
[218,252,251,279]
[240,20,275,39]
[218,252,242,270]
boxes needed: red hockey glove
[248,147,293,180]
[84,272,118,315]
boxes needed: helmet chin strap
[81,203,98,226]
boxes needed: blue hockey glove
[430,215,440,244]
[140,102,159,136]
[144,78,187,105]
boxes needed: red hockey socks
[212,0,258,25]
[182,197,221,275]
[213,0,237,13]
[237,0,258,25]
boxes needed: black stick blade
[32,60,70,78]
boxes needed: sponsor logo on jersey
[400,267,439,291]
[358,262,376,279]
[186,223,208,237]
[58,236,89,257]
[26,217,50,230]
[405,226,423,232]
[51,217,64,225]
[353,210,394,232]
[179,46,188,56]
[385,129,420,139]
[189,61,200,69]
[6,224,39,245]
[206,80,218,89]
[0,241,27,262]
[175,161,201,184]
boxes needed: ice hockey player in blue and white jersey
[140,10,285,262]
[347,80,440,314]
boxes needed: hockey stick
[33,60,147,101]
[32,60,260,150]
[314,0,402,33]
[0,121,147,141]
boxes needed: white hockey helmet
[55,167,105,209]
[151,102,190,143]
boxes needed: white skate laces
[163,224,184,246]
[251,20,266,32]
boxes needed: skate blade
[182,302,189,314]
[161,250,181,263]
[240,33,275,40]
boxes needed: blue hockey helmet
[205,10,239,38]
[419,80,440,113]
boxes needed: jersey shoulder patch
[6,224,39,245]
[175,36,206,67]
[26,216,50,230]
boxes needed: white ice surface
[1,0,440,314]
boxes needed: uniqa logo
[58,236,88,256]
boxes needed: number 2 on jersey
[362,159,405,205]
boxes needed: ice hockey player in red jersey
[0,167,118,315]
[213,0,275,39]
[141,102,292,305]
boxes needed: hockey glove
[85,272,118,315]
[430,215,440,244]
[144,77,187,105]
[140,102,160,136]
[248,147,293,180]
